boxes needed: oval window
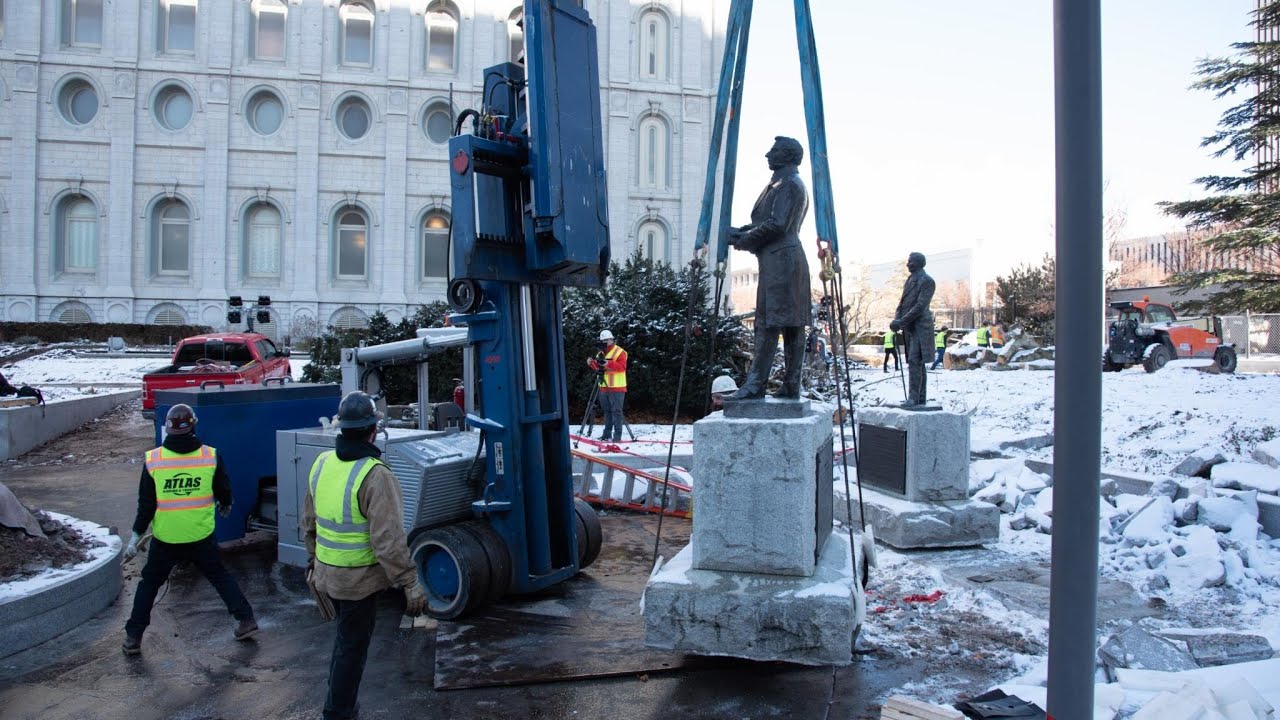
[155,85,194,131]
[337,96,371,140]
[247,90,285,135]
[58,79,99,126]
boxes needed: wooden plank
[881,695,964,720]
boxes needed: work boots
[122,634,142,656]
[234,617,259,641]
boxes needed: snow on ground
[0,512,119,601]
[3,348,163,385]
[845,365,1280,476]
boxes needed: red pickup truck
[141,333,292,413]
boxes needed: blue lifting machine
[411,0,610,618]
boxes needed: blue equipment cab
[411,0,608,619]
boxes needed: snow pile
[1116,661,1280,720]
[4,348,164,385]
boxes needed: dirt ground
[0,511,95,581]
[3,397,154,469]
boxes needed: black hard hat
[164,404,197,435]
[337,391,382,430]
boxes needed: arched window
[506,7,524,63]
[150,303,188,325]
[53,301,94,323]
[425,1,459,72]
[421,210,450,281]
[62,0,103,48]
[335,206,368,279]
[158,0,197,54]
[245,202,282,278]
[637,9,670,81]
[638,219,669,263]
[57,195,98,273]
[340,1,374,66]
[153,199,191,275]
[637,114,671,190]
[251,0,286,60]
[331,306,369,330]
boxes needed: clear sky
[724,0,1256,280]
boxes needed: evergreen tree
[994,254,1056,341]
[1161,1,1280,313]
[562,250,745,418]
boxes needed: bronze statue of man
[726,136,812,401]
[891,252,936,407]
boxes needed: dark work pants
[931,347,945,370]
[324,594,379,720]
[599,391,625,441]
[883,347,899,372]
[126,536,253,637]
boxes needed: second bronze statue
[726,136,813,401]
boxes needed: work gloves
[217,503,232,519]
[123,531,141,560]
[404,582,428,617]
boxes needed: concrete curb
[0,539,123,659]
[0,389,139,460]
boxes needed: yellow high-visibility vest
[883,332,896,349]
[977,327,990,345]
[310,451,382,567]
[146,446,217,543]
[598,344,628,391]
[935,331,947,349]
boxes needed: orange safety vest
[145,445,217,543]
[598,344,628,392]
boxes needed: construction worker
[882,329,900,374]
[991,322,1006,349]
[976,321,992,348]
[710,374,739,411]
[122,404,257,655]
[304,391,427,720]
[931,326,950,370]
[587,330,628,442]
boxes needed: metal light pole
[1047,0,1103,718]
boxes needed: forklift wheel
[1142,344,1171,373]
[455,521,512,603]
[411,525,491,620]
[573,498,603,570]
[1214,346,1238,374]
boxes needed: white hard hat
[711,375,738,394]
[599,330,614,341]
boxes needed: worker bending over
[122,404,257,655]
[305,391,427,720]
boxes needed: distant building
[1108,230,1259,289]
[728,267,758,318]
[0,0,730,338]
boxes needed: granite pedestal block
[691,406,833,576]
[836,485,1000,549]
[856,407,969,502]
[643,532,863,666]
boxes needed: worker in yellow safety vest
[931,326,950,370]
[588,330,628,441]
[122,403,257,655]
[977,321,992,348]
[304,391,426,720]
[882,329,900,374]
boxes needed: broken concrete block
[1174,447,1228,478]
[856,407,970,502]
[1099,625,1199,674]
[1212,462,1280,495]
[1185,634,1275,668]
[691,408,832,576]
[643,532,861,667]
[1253,438,1280,469]
[1151,478,1182,499]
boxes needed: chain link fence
[1232,313,1280,356]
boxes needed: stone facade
[0,0,728,338]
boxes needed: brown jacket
[303,460,417,601]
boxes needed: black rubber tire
[1214,346,1238,374]
[410,524,490,620]
[455,521,512,603]
[1101,354,1123,372]
[1142,344,1171,373]
[573,498,603,570]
